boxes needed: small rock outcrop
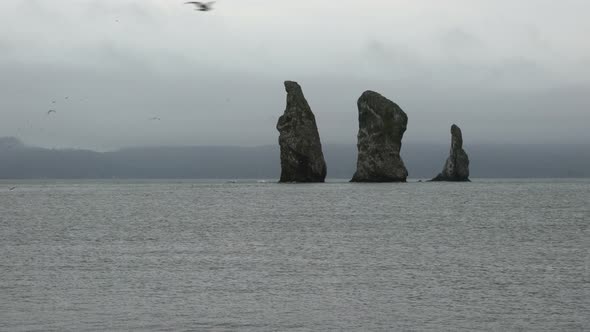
[351,91,408,182]
[276,81,327,183]
[431,124,470,182]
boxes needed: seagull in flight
[47,110,56,115]
[185,1,215,11]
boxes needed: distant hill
[0,137,25,149]
[0,137,588,179]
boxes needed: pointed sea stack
[351,91,408,182]
[431,124,470,182]
[276,81,327,183]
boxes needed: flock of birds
[7,1,219,192]
[46,97,161,121]
[45,1,217,118]
[46,97,67,115]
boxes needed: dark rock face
[431,124,470,182]
[276,81,327,183]
[351,91,408,182]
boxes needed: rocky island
[276,81,327,182]
[431,124,470,182]
[351,91,409,182]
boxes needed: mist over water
[1,179,588,330]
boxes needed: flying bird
[185,1,215,11]
[47,110,56,115]
[9,187,17,191]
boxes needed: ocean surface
[1,179,588,331]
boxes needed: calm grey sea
[0,179,588,331]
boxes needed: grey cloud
[439,28,483,51]
[0,0,588,150]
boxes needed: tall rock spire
[276,81,327,183]
[351,91,408,182]
[431,124,470,181]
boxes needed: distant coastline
[1,137,588,179]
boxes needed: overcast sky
[1,0,589,150]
